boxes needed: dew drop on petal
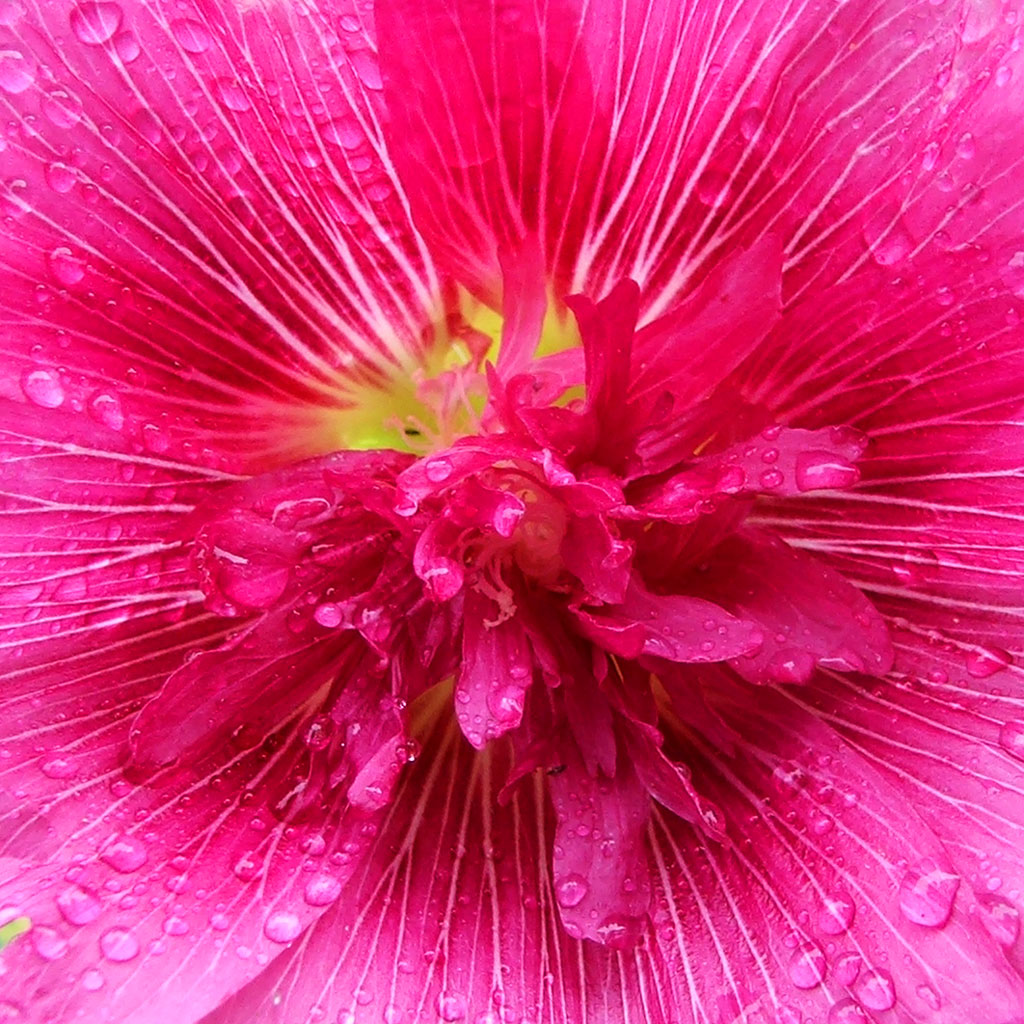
[594,913,645,949]
[22,369,65,409]
[214,78,251,112]
[30,925,69,961]
[425,457,453,483]
[99,926,139,962]
[313,602,343,628]
[45,162,77,194]
[865,214,913,266]
[833,951,862,986]
[916,984,942,1011]
[553,873,588,908]
[828,1000,870,1024]
[787,941,826,989]
[70,2,123,44]
[978,893,1021,948]
[436,993,467,1021]
[303,874,342,907]
[898,858,959,928]
[89,392,125,430]
[81,968,105,991]
[56,886,102,926]
[48,247,86,286]
[964,645,1012,678]
[0,48,35,94]
[39,752,75,776]
[854,968,896,1011]
[99,834,147,873]
[794,451,860,492]
[998,720,1024,761]
[264,910,302,944]
[817,890,856,935]
[42,89,83,128]
[170,18,211,53]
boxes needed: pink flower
[2,0,1024,1022]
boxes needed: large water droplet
[303,874,342,907]
[817,889,855,935]
[865,213,913,267]
[594,913,644,949]
[88,391,125,430]
[964,645,1011,678]
[99,926,139,962]
[48,246,86,287]
[854,968,896,1011]
[0,49,35,94]
[214,78,251,112]
[39,752,76,776]
[794,451,859,492]
[787,941,826,989]
[30,925,69,961]
[553,873,588,908]
[978,893,1020,948]
[170,18,211,53]
[42,89,83,128]
[99,834,147,873]
[264,910,302,943]
[828,1000,870,1024]
[998,720,1024,761]
[898,858,959,928]
[436,993,467,1021]
[425,456,453,483]
[56,885,102,926]
[45,162,77,194]
[70,2,123,44]
[81,968,105,991]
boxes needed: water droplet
[214,78,251,112]
[828,1000,870,1024]
[978,893,1020,948]
[794,451,859,492]
[99,926,139,962]
[594,913,644,948]
[323,118,364,148]
[88,391,125,430]
[70,2,123,44]
[956,132,976,160]
[112,31,139,62]
[99,834,147,873]
[170,18,211,53]
[553,873,588,908]
[44,162,77,194]
[898,857,959,928]
[964,645,1011,678]
[162,915,189,936]
[39,752,75,776]
[56,885,102,926]
[696,169,731,208]
[787,941,826,989]
[854,967,895,1011]
[833,951,862,986]
[738,107,763,140]
[425,456,453,483]
[350,49,382,90]
[0,48,35,94]
[916,983,942,1010]
[30,925,69,961]
[817,890,855,935]
[865,213,913,266]
[81,967,105,991]
[314,602,342,628]
[998,719,1024,760]
[759,468,784,489]
[48,246,86,286]
[303,874,342,907]
[436,993,467,1021]
[42,89,83,128]
[264,910,302,943]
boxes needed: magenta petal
[574,577,764,664]
[694,528,893,684]
[455,592,534,748]
[1,0,439,472]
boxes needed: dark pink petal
[198,724,674,1024]
[694,528,893,685]
[547,743,651,947]
[0,0,438,473]
[573,577,763,664]
[376,0,972,320]
[455,591,534,748]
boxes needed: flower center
[327,286,580,455]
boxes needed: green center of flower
[326,288,580,454]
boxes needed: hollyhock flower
[4,1,1024,1023]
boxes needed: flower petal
[376,0,974,320]
[0,0,439,471]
